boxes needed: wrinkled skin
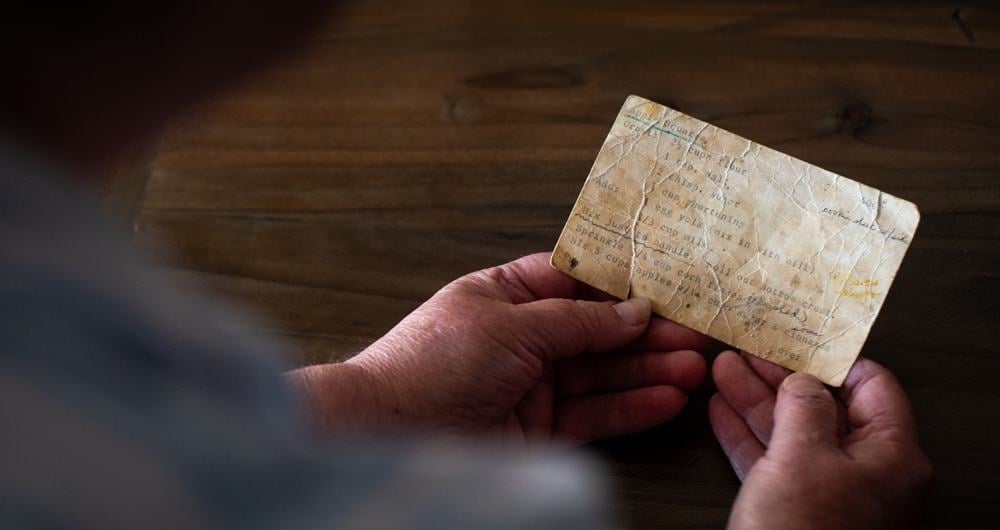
[291,252,710,447]
[710,351,932,529]
[291,253,931,527]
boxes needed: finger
[516,297,651,359]
[478,252,589,303]
[770,372,839,453]
[556,349,706,397]
[741,350,793,389]
[740,352,849,437]
[626,317,713,353]
[839,360,932,492]
[709,393,765,481]
[554,385,687,443]
[839,357,918,442]
[712,351,778,445]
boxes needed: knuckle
[438,273,481,298]
[782,375,832,408]
[506,305,564,357]
[791,387,833,410]
[573,300,605,330]
[529,300,599,353]
[569,301,607,346]
[442,267,510,300]
[493,264,534,302]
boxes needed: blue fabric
[0,143,610,529]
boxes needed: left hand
[290,252,710,447]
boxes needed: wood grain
[132,1,1000,527]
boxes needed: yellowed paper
[552,95,919,386]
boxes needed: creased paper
[551,95,919,386]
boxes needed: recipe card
[552,96,919,386]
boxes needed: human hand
[710,351,932,529]
[291,252,710,447]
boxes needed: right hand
[710,351,932,529]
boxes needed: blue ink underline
[624,114,705,149]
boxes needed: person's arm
[710,351,932,529]
[288,252,711,446]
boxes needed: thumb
[514,297,651,360]
[770,372,839,453]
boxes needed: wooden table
[125,1,1000,527]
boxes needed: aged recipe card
[552,96,919,386]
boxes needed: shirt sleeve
[0,146,613,530]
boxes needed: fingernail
[781,372,824,391]
[613,298,651,326]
